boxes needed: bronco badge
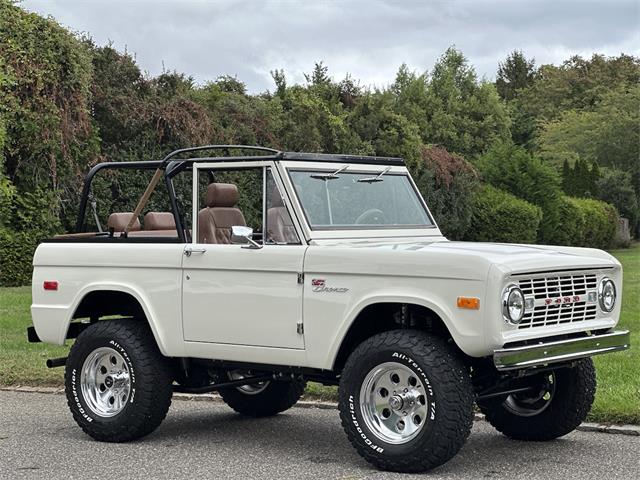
[311,278,349,293]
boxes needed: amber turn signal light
[457,296,480,310]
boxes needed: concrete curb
[2,385,638,436]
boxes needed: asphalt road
[0,391,638,480]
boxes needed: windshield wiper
[310,165,348,180]
[357,166,391,183]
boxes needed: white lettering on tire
[392,351,436,420]
[71,368,92,423]
[349,395,384,453]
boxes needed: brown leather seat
[197,183,246,244]
[267,191,299,244]
[140,212,178,236]
[144,212,176,230]
[107,213,141,232]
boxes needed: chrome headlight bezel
[597,277,616,313]
[502,284,525,324]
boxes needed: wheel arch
[330,296,466,373]
[65,284,169,356]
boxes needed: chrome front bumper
[493,330,631,371]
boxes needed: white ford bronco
[28,145,630,472]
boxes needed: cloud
[22,0,640,92]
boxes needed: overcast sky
[22,0,640,93]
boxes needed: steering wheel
[355,209,388,225]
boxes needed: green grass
[1,244,638,422]
[589,244,640,424]
[0,286,68,385]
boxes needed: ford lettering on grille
[517,273,598,329]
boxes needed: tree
[596,169,639,235]
[477,140,563,243]
[538,84,640,207]
[391,48,511,159]
[0,1,99,228]
[509,53,640,147]
[270,69,287,98]
[561,159,571,194]
[304,62,330,86]
[496,50,536,101]
[413,145,479,239]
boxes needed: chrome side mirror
[231,226,262,249]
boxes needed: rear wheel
[338,330,474,473]
[65,319,173,442]
[478,359,596,441]
[218,370,306,417]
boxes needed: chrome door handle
[184,246,206,257]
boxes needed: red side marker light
[43,281,58,291]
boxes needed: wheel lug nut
[404,388,408,393]
[402,411,407,416]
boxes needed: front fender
[305,279,487,371]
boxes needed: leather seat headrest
[144,212,176,231]
[269,188,285,207]
[206,183,239,208]
[107,213,141,232]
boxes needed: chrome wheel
[359,362,429,444]
[504,373,556,417]
[227,370,270,395]
[80,347,131,418]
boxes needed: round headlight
[598,278,616,312]
[502,285,525,324]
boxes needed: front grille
[517,273,598,329]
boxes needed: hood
[312,238,619,274]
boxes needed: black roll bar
[160,145,282,166]
[75,145,283,233]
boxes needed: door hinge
[297,272,304,284]
[296,322,304,335]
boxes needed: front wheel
[478,358,596,441]
[65,319,173,442]
[338,330,474,473]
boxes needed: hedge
[465,185,542,244]
[566,197,618,250]
[544,196,586,246]
[0,228,41,287]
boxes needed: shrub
[413,145,479,239]
[0,228,41,286]
[476,141,563,243]
[0,175,15,227]
[567,197,618,250]
[465,185,542,244]
[0,183,61,286]
[547,196,586,246]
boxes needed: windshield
[289,169,433,229]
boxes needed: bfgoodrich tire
[65,319,173,442]
[478,359,596,441]
[218,371,306,417]
[338,330,474,473]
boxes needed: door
[181,162,306,349]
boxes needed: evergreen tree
[589,162,601,197]
[496,50,536,101]
[561,159,572,194]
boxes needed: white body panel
[31,239,622,370]
[30,161,623,371]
